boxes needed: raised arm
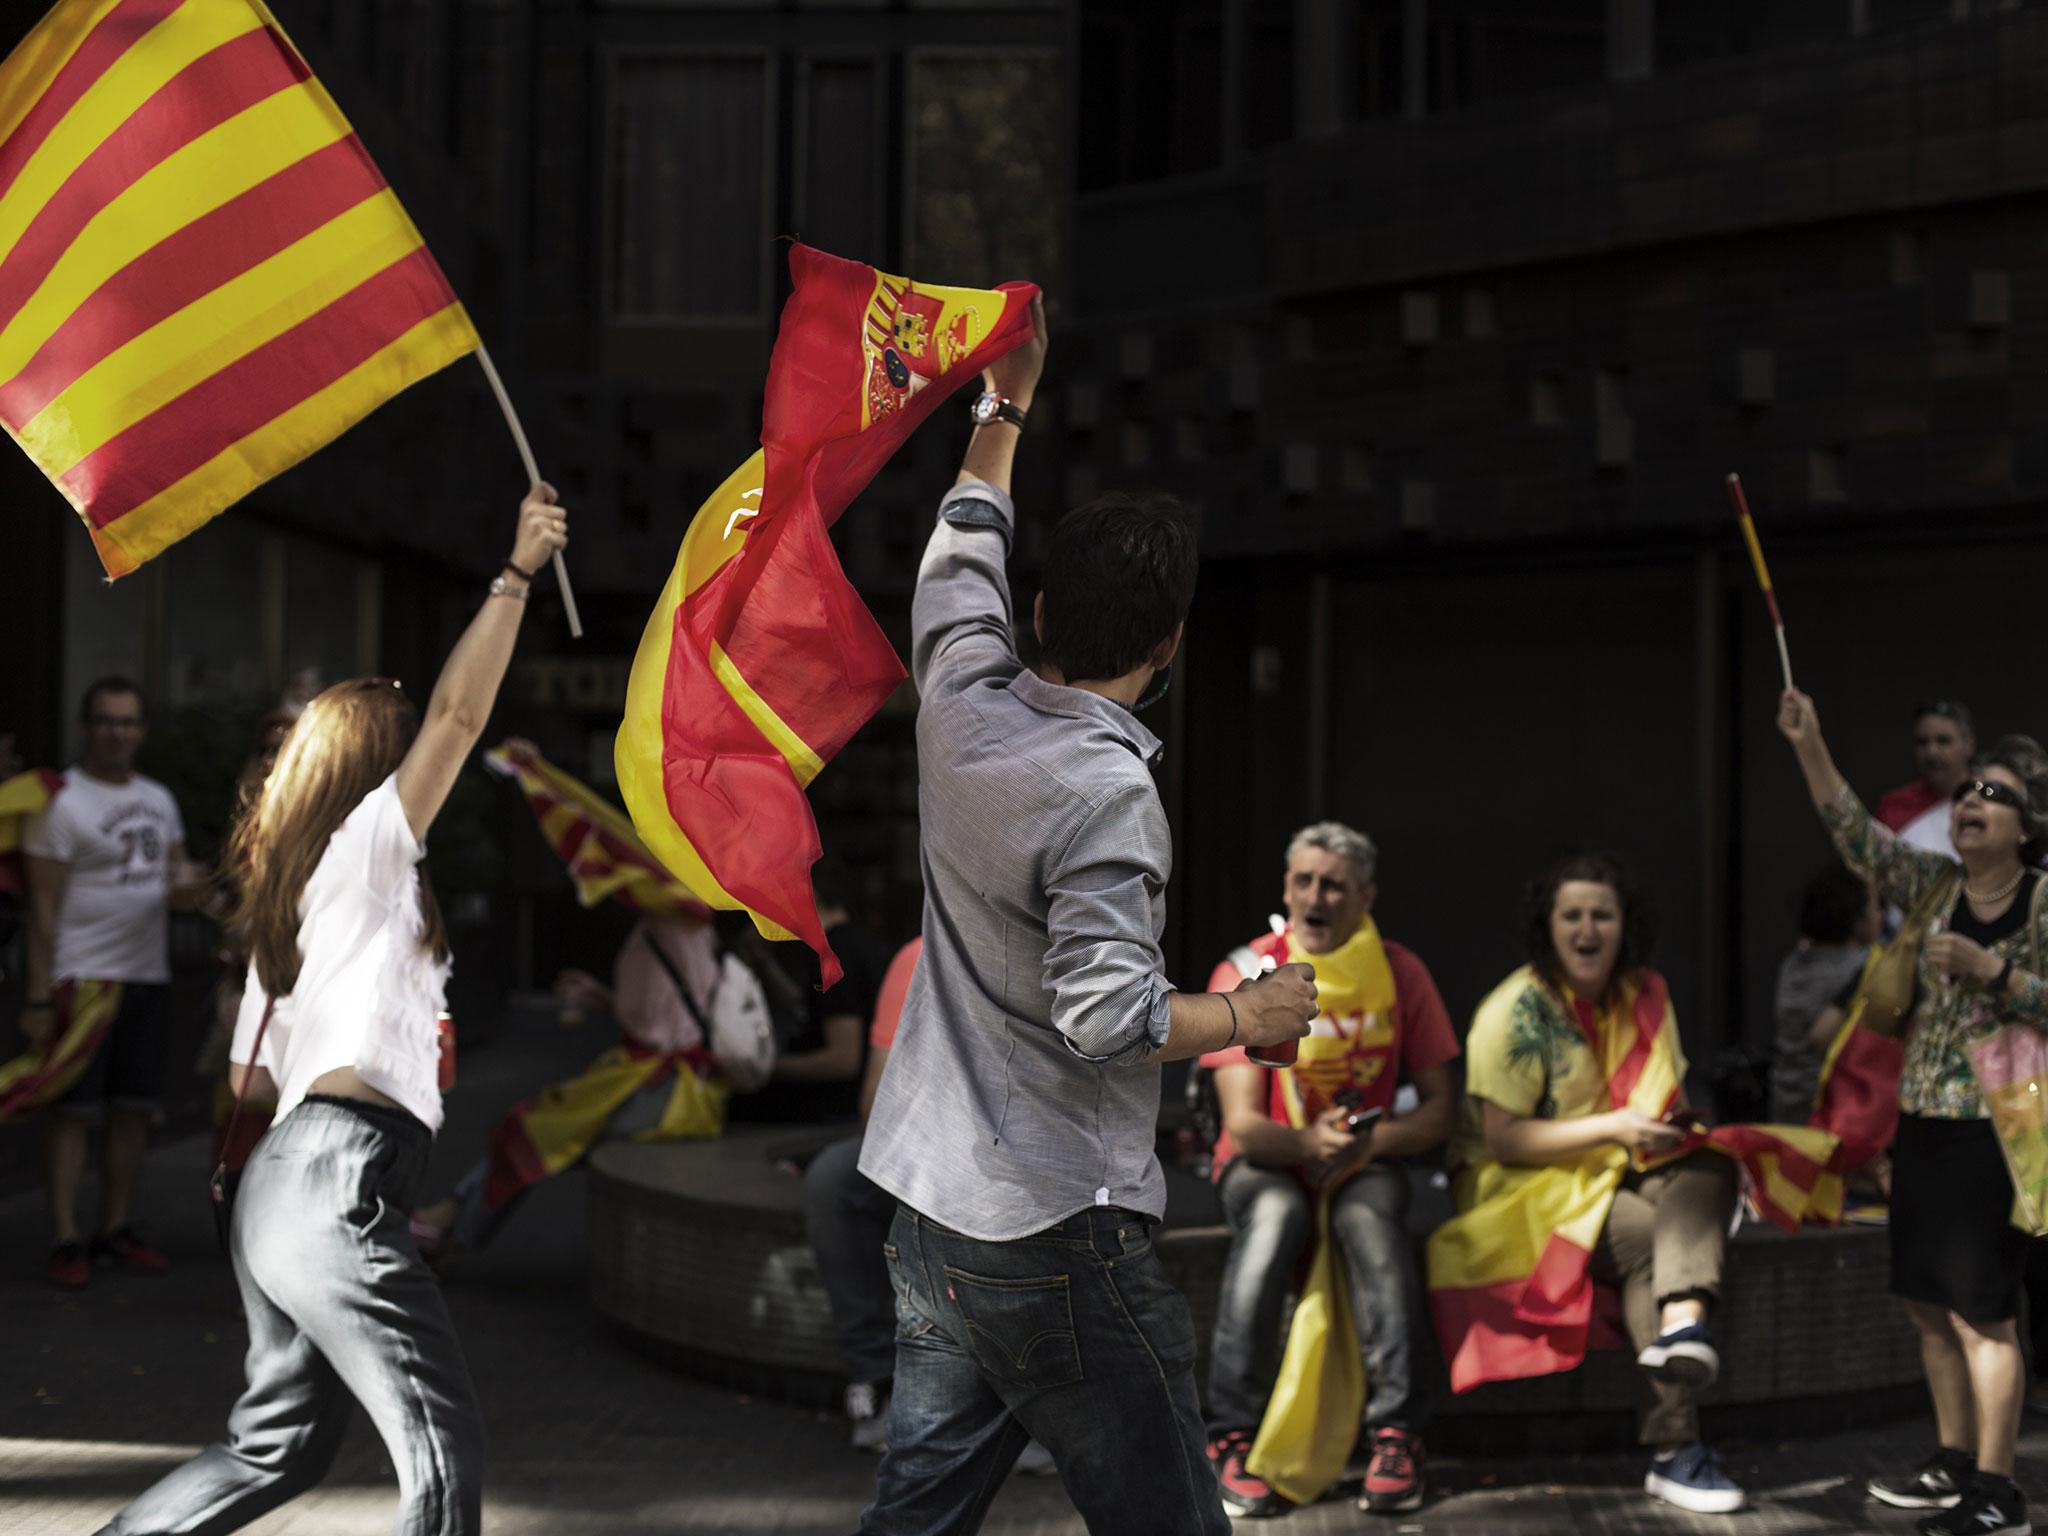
[394,488,568,842]
[1777,688,1952,911]
[911,297,1048,702]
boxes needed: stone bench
[587,1128,1925,1452]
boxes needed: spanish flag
[617,244,1037,985]
[1428,969,1845,1392]
[0,977,121,1120]
[484,740,711,920]
[0,0,479,576]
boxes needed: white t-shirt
[23,768,183,984]
[230,774,452,1132]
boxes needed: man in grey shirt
[859,298,1316,1534]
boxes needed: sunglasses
[1953,779,2027,812]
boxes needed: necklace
[1965,867,2026,907]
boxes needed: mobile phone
[1345,1106,1384,1134]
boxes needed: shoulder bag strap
[642,928,712,1036]
[210,996,275,1204]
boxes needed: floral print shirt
[1820,786,2048,1119]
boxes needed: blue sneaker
[1646,1442,1746,1515]
[1637,1320,1719,1389]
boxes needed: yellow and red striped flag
[484,740,712,920]
[617,245,1038,986]
[0,0,479,577]
[0,767,62,896]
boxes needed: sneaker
[90,1227,169,1275]
[1636,1320,1719,1389]
[1644,1441,1746,1515]
[1013,1439,1057,1477]
[1916,1475,2029,1536]
[47,1241,88,1290]
[1359,1426,1424,1513]
[1871,1447,1976,1510]
[1207,1429,1287,1519]
[845,1381,889,1454]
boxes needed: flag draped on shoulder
[1427,968,1848,1394]
[0,0,479,576]
[0,767,62,896]
[617,243,1037,985]
[484,741,711,920]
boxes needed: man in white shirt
[21,678,199,1289]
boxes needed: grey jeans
[1208,1159,1428,1434]
[99,1097,485,1535]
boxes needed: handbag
[1854,869,1959,1040]
[1965,875,2048,1236]
[641,929,776,1092]
[208,996,274,1254]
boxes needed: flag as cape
[617,243,1037,986]
[484,740,711,919]
[1427,968,1848,1393]
[0,0,479,575]
[0,767,62,896]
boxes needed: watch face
[971,392,999,424]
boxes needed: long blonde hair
[227,678,449,996]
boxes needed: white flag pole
[475,345,583,639]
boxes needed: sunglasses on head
[1954,779,2027,812]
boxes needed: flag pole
[1725,472,1792,692]
[476,346,583,639]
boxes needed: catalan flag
[483,739,712,920]
[0,977,120,1120]
[617,243,1037,985]
[0,0,479,577]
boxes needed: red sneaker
[1207,1428,1288,1519]
[47,1241,89,1290]
[1360,1426,1425,1513]
[91,1227,170,1275]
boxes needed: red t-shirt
[869,937,923,1050]
[1876,779,1943,834]
[1199,928,1459,1175]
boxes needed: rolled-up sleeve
[1043,785,1175,1066]
[912,479,1020,701]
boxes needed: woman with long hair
[1779,689,2048,1536]
[1430,851,1744,1515]
[98,488,568,1536]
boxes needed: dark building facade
[1058,0,2048,1070]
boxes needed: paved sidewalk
[5,1011,2045,1534]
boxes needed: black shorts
[57,982,171,1120]
[1890,1112,2029,1324]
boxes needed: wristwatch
[969,390,1028,431]
[488,574,529,602]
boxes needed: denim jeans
[1208,1159,1427,1435]
[859,1204,1228,1536]
[99,1097,485,1536]
[802,1132,900,1385]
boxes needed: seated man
[1202,822,1458,1518]
[728,857,889,1124]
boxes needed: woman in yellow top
[1446,851,1742,1515]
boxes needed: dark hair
[1915,699,1975,738]
[1975,733,2048,867]
[1037,491,1198,683]
[80,674,144,722]
[1798,865,1870,945]
[1522,850,1657,1000]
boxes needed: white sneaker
[845,1381,889,1453]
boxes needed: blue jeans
[802,1133,899,1385]
[99,1098,485,1535]
[859,1204,1228,1536]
